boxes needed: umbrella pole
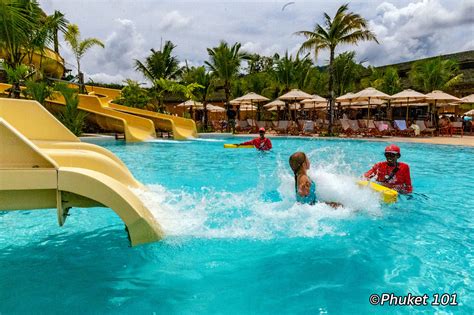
[367,98,371,125]
[406,97,409,122]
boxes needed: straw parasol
[177,100,203,107]
[464,109,474,116]
[350,87,390,122]
[459,94,474,104]
[335,92,356,105]
[263,99,285,108]
[239,104,258,111]
[278,89,312,120]
[300,94,327,115]
[390,89,426,121]
[230,92,269,104]
[207,104,225,112]
[425,90,461,121]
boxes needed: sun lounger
[236,120,251,133]
[348,120,365,135]
[340,119,359,136]
[274,120,290,134]
[300,120,315,135]
[211,120,224,132]
[451,122,463,137]
[394,120,415,136]
[374,121,391,136]
[415,120,436,137]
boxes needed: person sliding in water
[289,152,340,207]
[238,127,272,151]
[364,144,413,194]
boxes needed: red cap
[385,144,400,154]
[259,127,266,132]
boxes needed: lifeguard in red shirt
[238,127,272,151]
[364,144,413,194]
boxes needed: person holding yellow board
[236,127,272,151]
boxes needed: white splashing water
[133,148,382,239]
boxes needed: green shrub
[23,80,53,105]
[114,79,150,108]
[54,84,88,136]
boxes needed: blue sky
[39,0,474,84]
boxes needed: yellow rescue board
[357,180,398,203]
[224,144,254,149]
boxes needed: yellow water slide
[47,93,157,142]
[0,98,163,246]
[0,47,65,78]
[86,85,198,139]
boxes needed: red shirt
[364,161,413,194]
[241,137,272,151]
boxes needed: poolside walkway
[202,133,474,147]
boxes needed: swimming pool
[1,136,473,314]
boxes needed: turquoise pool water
[1,137,473,314]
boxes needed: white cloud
[158,10,191,31]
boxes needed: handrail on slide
[0,99,163,246]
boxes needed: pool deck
[201,133,474,147]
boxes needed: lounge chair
[300,120,315,135]
[236,120,251,133]
[394,120,415,137]
[340,119,357,136]
[246,119,257,132]
[274,120,290,134]
[366,120,382,136]
[451,122,463,137]
[415,120,436,137]
[348,120,365,136]
[374,121,391,136]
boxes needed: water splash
[133,149,382,239]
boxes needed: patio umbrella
[177,100,203,119]
[464,109,474,116]
[459,94,474,104]
[351,87,390,122]
[278,89,312,120]
[230,92,269,121]
[425,90,461,122]
[336,92,356,105]
[263,99,285,108]
[390,89,426,121]
[301,94,327,117]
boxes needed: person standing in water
[364,144,413,194]
[289,152,316,204]
[238,127,272,151]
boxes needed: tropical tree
[363,66,401,95]
[24,80,53,105]
[295,3,378,133]
[246,53,274,74]
[271,51,312,93]
[409,58,462,93]
[0,0,41,68]
[135,41,182,82]
[151,78,202,113]
[332,51,364,96]
[182,66,214,128]
[114,79,150,109]
[64,24,104,93]
[205,41,249,115]
[54,83,87,136]
[2,63,30,98]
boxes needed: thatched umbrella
[177,100,203,119]
[301,94,327,119]
[390,89,426,121]
[425,90,461,122]
[230,92,269,121]
[351,87,390,122]
[278,89,312,120]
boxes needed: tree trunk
[203,100,209,130]
[328,48,335,134]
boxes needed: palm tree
[135,41,182,82]
[182,66,213,128]
[205,41,248,116]
[0,0,42,68]
[364,66,401,95]
[64,24,104,93]
[332,51,364,96]
[409,58,462,93]
[295,3,378,133]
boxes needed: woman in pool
[289,152,340,207]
